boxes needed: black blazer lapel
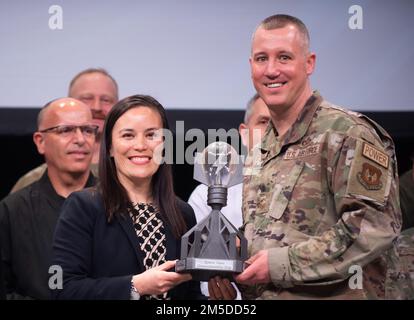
[117,214,146,271]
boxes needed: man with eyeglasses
[9,68,119,193]
[0,98,97,299]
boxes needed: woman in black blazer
[51,95,203,300]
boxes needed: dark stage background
[0,108,413,201]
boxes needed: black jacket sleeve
[51,190,131,300]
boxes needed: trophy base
[175,257,244,281]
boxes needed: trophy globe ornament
[176,141,247,281]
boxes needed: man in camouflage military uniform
[9,68,118,193]
[230,14,401,299]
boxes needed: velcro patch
[347,140,390,205]
[357,162,383,190]
[362,142,389,168]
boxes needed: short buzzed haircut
[254,14,310,53]
[243,93,261,124]
[68,68,119,99]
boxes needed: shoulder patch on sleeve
[347,140,391,205]
[357,163,383,190]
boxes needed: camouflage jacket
[241,92,401,299]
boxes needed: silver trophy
[176,142,247,281]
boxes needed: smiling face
[250,24,315,114]
[110,106,164,191]
[33,98,95,175]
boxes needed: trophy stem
[207,186,227,211]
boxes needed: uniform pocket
[268,162,305,220]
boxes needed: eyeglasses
[39,125,99,138]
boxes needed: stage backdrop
[0,0,413,111]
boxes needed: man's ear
[239,123,249,148]
[249,56,254,79]
[306,52,316,75]
[33,132,46,155]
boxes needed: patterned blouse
[129,202,169,300]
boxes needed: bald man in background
[0,98,97,299]
[10,68,118,193]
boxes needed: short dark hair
[254,14,310,52]
[68,68,119,100]
[99,94,186,238]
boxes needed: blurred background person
[0,241,4,300]
[0,98,97,299]
[10,68,118,193]
[400,152,414,231]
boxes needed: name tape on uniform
[284,144,320,160]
